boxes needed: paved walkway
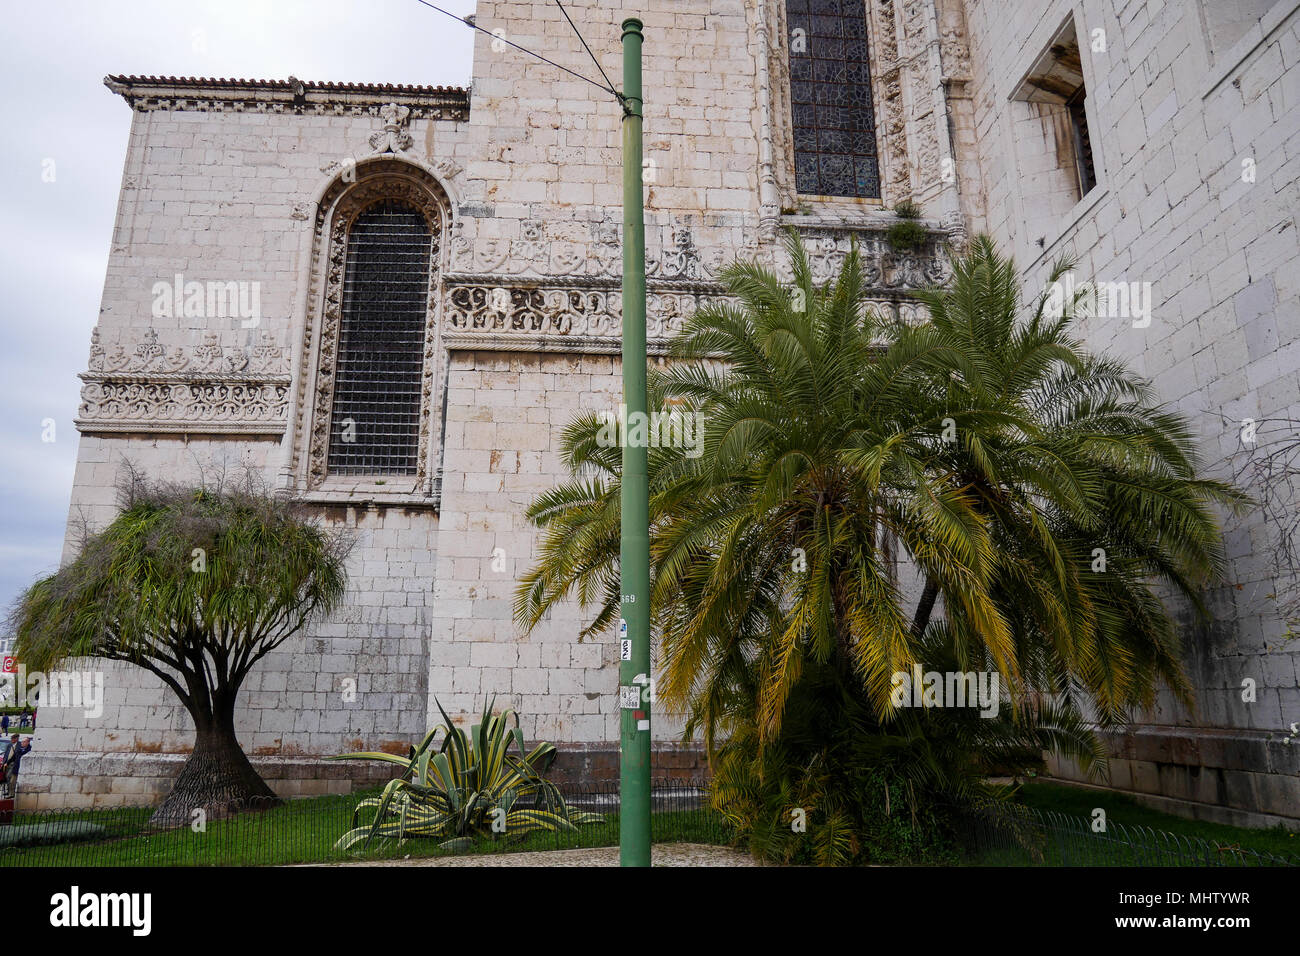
[316,843,761,867]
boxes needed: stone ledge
[1047,725,1300,824]
[547,742,709,786]
[1096,725,1299,775]
[103,74,471,118]
[17,751,395,810]
[17,744,710,810]
[1039,776,1300,834]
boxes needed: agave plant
[330,697,602,852]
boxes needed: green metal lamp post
[618,16,651,868]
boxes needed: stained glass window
[328,200,431,475]
[786,0,880,199]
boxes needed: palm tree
[907,238,1247,720]
[521,236,1006,725]
[516,232,1243,861]
[8,470,351,826]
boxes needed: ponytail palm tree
[8,472,351,827]
[516,232,1242,862]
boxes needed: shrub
[886,218,929,252]
[707,664,964,866]
[330,697,601,851]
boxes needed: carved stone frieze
[123,97,467,120]
[105,77,470,121]
[880,71,910,202]
[900,0,929,61]
[447,221,944,295]
[867,1,909,205]
[439,224,946,352]
[77,330,291,434]
[442,282,730,353]
[86,328,288,377]
[779,227,949,287]
[76,381,291,434]
[914,112,941,192]
[447,220,715,280]
[874,0,901,65]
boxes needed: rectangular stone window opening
[785,0,881,200]
[1009,17,1100,248]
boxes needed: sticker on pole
[619,686,640,709]
[620,639,632,661]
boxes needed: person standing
[1,735,30,797]
[0,714,8,736]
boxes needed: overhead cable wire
[554,0,617,95]
[412,0,620,101]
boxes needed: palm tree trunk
[912,577,940,639]
[148,684,279,828]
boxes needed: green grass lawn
[956,781,1298,866]
[4,780,1294,868]
[1013,781,1300,859]
[0,790,733,867]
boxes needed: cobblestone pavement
[314,843,761,867]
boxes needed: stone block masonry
[963,0,1300,823]
[428,350,688,747]
[35,0,1296,828]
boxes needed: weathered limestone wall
[963,0,1300,823]
[23,81,471,807]
[417,0,762,760]
[429,350,693,746]
[28,1,960,808]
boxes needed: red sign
[1,658,15,674]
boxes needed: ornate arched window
[295,164,449,494]
[785,0,881,199]
[328,199,431,475]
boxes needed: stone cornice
[103,74,471,119]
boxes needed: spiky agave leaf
[332,697,602,852]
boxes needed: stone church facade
[24,0,1300,827]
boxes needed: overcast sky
[0,0,478,623]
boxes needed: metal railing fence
[954,799,1299,867]
[2,785,1294,867]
